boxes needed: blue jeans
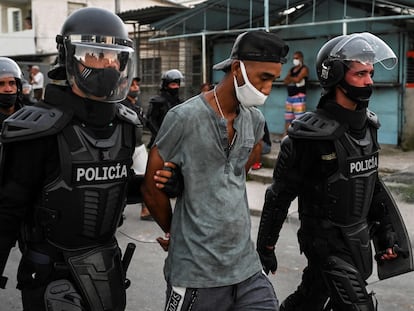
[164,271,279,311]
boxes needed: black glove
[374,244,409,264]
[257,246,278,274]
[161,165,183,198]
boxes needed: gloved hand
[158,163,183,198]
[257,246,278,274]
[374,244,408,264]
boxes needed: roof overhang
[149,0,414,41]
[118,5,189,26]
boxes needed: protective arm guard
[369,179,398,249]
[370,178,414,279]
[257,138,298,273]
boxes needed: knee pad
[322,256,375,311]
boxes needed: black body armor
[1,84,138,310]
[290,111,379,226]
[39,119,133,249]
[257,106,402,310]
[146,90,181,134]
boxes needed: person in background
[24,16,32,30]
[146,69,183,148]
[282,51,308,138]
[20,79,37,106]
[142,30,289,310]
[29,65,44,101]
[257,32,413,311]
[121,76,153,220]
[0,57,23,128]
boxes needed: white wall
[0,0,182,57]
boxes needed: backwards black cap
[213,30,289,71]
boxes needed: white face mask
[233,61,268,108]
[293,59,301,66]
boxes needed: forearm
[141,146,173,233]
[245,142,262,172]
[142,183,172,233]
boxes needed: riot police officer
[257,32,413,310]
[0,7,178,311]
[0,57,23,128]
[146,69,183,148]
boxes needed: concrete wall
[402,89,414,150]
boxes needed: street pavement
[1,140,414,310]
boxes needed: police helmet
[316,32,397,88]
[0,57,23,89]
[56,7,135,103]
[161,69,184,89]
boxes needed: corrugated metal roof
[150,0,414,39]
[117,6,189,25]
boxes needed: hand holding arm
[154,162,183,198]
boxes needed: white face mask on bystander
[233,61,268,108]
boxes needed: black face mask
[166,88,179,97]
[128,90,139,99]
[74,61,120,98]
[0,93,17,108]
[339,79,372,110]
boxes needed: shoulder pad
[367,109,380,129]
[288,111,345,140]
[1,104,71,142]
[116,103,140,126]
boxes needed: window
[68,2,85,15]
[7,8,22,32]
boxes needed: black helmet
[161,69,184,89]
[56,7,135,103]
[316,32,397,88]
[0,57,23,108]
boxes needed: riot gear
[0,8,139,311]
[55,7,134,103]
[257,33,411,311]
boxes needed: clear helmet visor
[65,36,135,103]
[330,32,397,70]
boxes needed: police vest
[289,110,380,226]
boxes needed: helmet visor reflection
[330,32,397,70]
[71,42,133,72]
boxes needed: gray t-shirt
[156,94,265,288]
